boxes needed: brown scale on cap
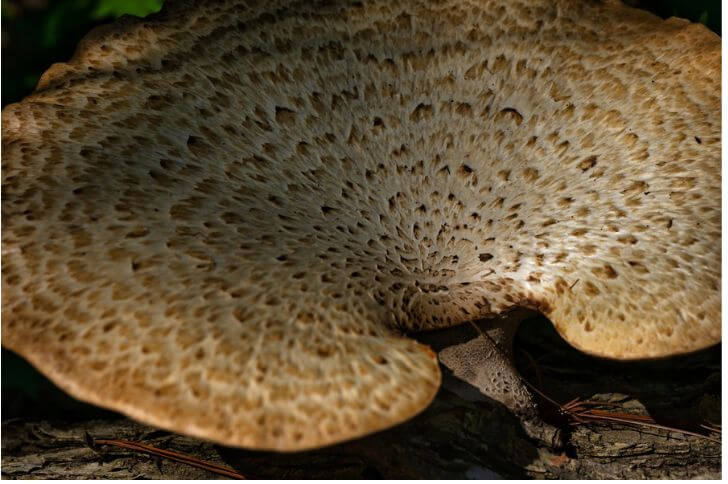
[2,0,720,451]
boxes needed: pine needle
[90,436,245,479]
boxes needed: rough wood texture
[2,317,720,479]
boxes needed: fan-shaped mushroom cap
[2,0,720,450]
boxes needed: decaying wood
[1,317,720,479]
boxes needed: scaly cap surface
[2,0,720,450]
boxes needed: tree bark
[2,317,720,479]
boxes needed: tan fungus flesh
[1,0,720,450]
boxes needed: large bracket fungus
[2,0,720,451]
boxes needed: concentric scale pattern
[2,0,720,450]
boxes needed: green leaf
[91,0,163,19]
[23,74,39,89]
[698,11,709,26]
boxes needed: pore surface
[2,0,721,450]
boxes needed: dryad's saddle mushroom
[2,0,720,451]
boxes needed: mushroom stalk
[417,308,561,446]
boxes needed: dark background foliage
[2,0,163,107]
[0,0,721,421]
